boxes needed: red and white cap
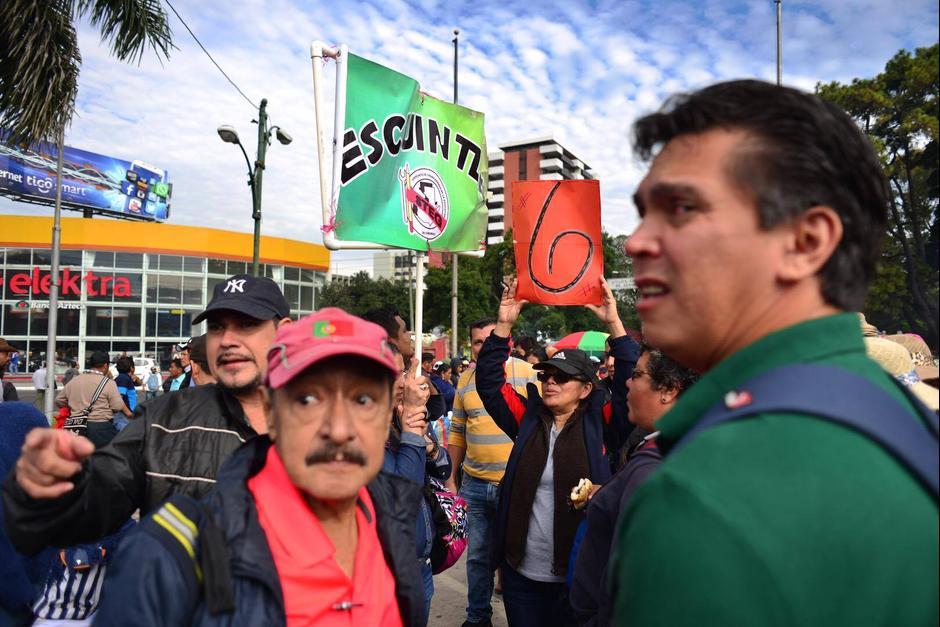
[265,307,399,389]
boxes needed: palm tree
[0,0,173,145]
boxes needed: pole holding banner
[414,251,425,376]
[451,28,460,357]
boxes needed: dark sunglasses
[537,370,585,385]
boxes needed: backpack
[425,477,468,574]
[670,364,939,499]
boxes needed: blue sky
[2,0,937,275]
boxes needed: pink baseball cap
[266,308,399,389]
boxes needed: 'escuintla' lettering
[341,113,482,186]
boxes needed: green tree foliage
[317,271,410,318]
[0,0,173,145]
[817,44,939,349]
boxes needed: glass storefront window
[301,269,314,282]
[30,307,49,335]
[147,308,185,338]
[284,266,299,281]
[182,276,203,306]
[87,271,114,302]
[86,306,113,336]
[115,252,143,269]
[3,302,30,335]
[159,255,183,272]
[301,285,313,311]
[89,251,114,268]
[59,250,83,266]
[184,257,204,273]
[227,260,247,275]
[157,274,182,304]
[32,249,52,266]
[284,283,299,311]
[208,259,227,275]
[111,308,142,337]
[56,308,81,335]
[5,249,32,265]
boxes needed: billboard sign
[0,132,172,221]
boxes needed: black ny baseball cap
[534,349,597,383]
[192,274,290,325]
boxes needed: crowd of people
[0,78,938,627]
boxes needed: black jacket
[2,380,17,402]
[475,333,639,572]
[570,439,662,626]
[93,437,426,627]
[2,383,256,554]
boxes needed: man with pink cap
[93,308,427,626]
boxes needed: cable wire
[164,0,258,111]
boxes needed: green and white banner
[333,53,488,252]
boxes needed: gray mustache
[305,443,367,466]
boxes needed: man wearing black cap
[2,274,292,555]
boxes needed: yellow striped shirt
[448,357,538,483]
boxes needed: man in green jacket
[611,80,937,625]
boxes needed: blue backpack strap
[670,364,939,499]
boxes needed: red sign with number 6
[512,180,604,305]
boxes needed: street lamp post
[217,98,291,276]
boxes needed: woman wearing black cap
[474,277,639,627]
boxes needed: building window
[284,266,299,281]
[183,257,204,273]
[518,150,527,180]
[59,250,83,266]
[5,249,31,265]
[157,274,182,304]
[89,251,114,268]
[208,259,227,275]
[111,308,142,337]
[182,276,203,306]
[86,307,114,336]
[158,255,183,272]
[227,260,247,276]
[115,252,143,269]
[3,303,30,335]
[284,283,300,310]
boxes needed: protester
[56,350,132,449]
[431,361,456,413]
[450,357,464,388]
[31,362,48,411]
[9,350,19,374]
[61,360,80,387]
[2,274,291,555]
[161,358,186,393]
[865,336,939,412]
[365,306,446,421]
[0,338,19,402]
[177,339,194,388]
[144,367,162,400]
[93,308,425,626]
[610,79,938,625]
[570,344,696,627]
[112,356,138,432]
[383,345,452,623]
[446,317,538,627]
[187,333,216,385]
[475,276,636,627]
[364,306,416,363]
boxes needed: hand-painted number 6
[527,181,594,294]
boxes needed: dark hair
[516,336,538,354]
[640,343,697,394]
[169,358,184,370]
[115,356,134,374]
[386,342,402,357]
[633,79,888,310]
[421,352,435,364]
[468,317,497,333]
[528,346,548,362]
[363,307,404,339]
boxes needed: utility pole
[775,0,783,85]
[252,98,268,276]
[44,129,65,420]
[451,28,460,357]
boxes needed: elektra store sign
[1,267,135,298]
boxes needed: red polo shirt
[248,446,403,627]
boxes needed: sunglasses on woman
[537,370,585,385]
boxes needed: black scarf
[504,406,591,574]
